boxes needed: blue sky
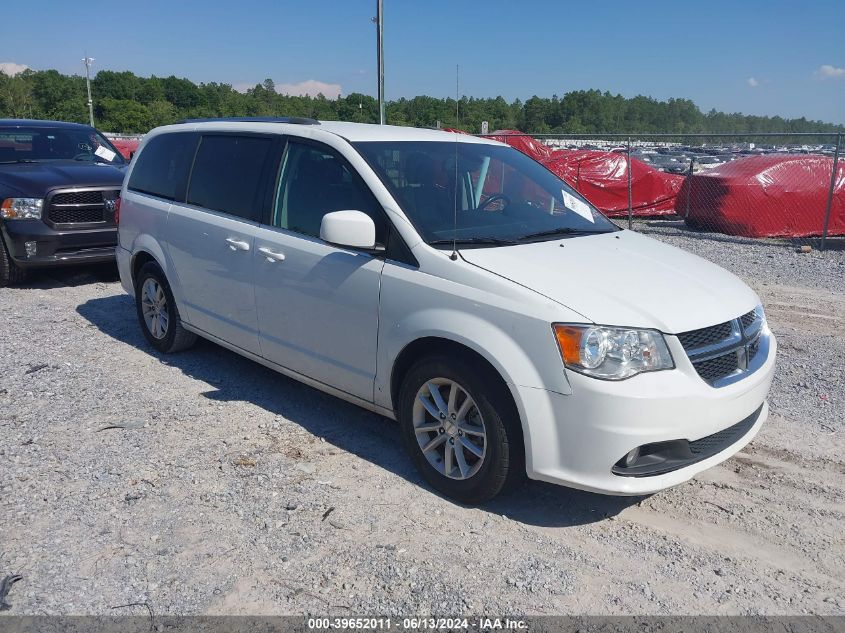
[4,0,844,124]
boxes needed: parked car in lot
[0,119,127,286]
[117,118,776,503]
[647,153,690,174]
[694,155,726,170]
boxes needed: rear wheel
[397,355,523,504]
[0,235,26,287]
[135,262,196,353]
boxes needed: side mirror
[320,210,381,251]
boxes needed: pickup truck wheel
[398,356,522,504]
[135,262,196,353]
[0,235,26,287]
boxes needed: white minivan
[116,118,775,503]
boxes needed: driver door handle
[225,237,250,252]
[258,246,286,262]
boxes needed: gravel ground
[1,226,844,616]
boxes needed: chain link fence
[480,132,843,251]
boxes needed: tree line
[2,68,842,136]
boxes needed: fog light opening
[624,447,640,468]
[24,241,37,258]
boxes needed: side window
[127,133,198,201]
[186,135,274,221]
[273,140,386,241]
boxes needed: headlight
[553,323,674,380]
[1,198,43,220]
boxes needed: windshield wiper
[0,159,38,164]
[429,237,518,247]
[516,227,612,241]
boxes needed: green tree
[3,66,843,136]
[0,71,35,118]
[97,98,152,133]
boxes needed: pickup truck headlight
[1,198,43,220]
[553,324,674,380]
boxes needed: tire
[135,262,197,353]
[0,234,26,287]
[397,355,524,504]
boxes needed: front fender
[379,307,571,400]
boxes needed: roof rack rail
[176,116,320,125]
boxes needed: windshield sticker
[562,190,595,223]
[94,145,117,162]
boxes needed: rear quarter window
[128,133,198,201]
[186,135,275,222]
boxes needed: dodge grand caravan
[116,118,775,503]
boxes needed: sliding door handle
[258,246,286,262]
[225,238,250,252]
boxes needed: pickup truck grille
[678,309,765,387]
[46,189,120,226]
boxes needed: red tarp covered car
[109,138,140,160]
[676,154,845,238]
[486,130,685,217]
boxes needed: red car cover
[487,130,684,217]
[676,155,845,238]
[109,138,140,160]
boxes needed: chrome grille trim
[45,187,120,227]
[681,319,743,361]
[677,310,768,388]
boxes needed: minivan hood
[0,161,125,198]
[459,230,759,333]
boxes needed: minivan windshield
[0,126,126,166]
[354,140,618,246]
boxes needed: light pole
[373,0,385,125]
[82,56,95,127]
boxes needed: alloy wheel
[412,378,487,480]
[141,277,169,340]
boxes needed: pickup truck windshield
[0,126,126,165]
[354,140,617,246]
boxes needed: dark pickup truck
[0,119,127,286]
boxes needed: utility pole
[82,56,95,127]
[374,0,385,124]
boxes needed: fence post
[684,156,695,219]
[821,132,841,252]
[627,136,633,229]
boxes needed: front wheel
[135,262,196,353]
[0,235,26,287]
[397,356,524,504]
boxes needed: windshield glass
[354,140,617,246]
[0,126,126,165]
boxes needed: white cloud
[0,62,29,76]
[747,77,759,88]
[232,78,343,98]
[814,64,845,79]
[276,79,342,99]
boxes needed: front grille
[688,406,760,456]
[692,351,740,382]
[52,190,105,205]
[49,205,105,224]
[747,337,760,363]
[47,189,119,226]
[677,321,733,349]
[740,309,757,330]
[678,311,767,387]
[613,404,763,477]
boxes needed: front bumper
[1,219,116,268]
[518,328,776,495]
